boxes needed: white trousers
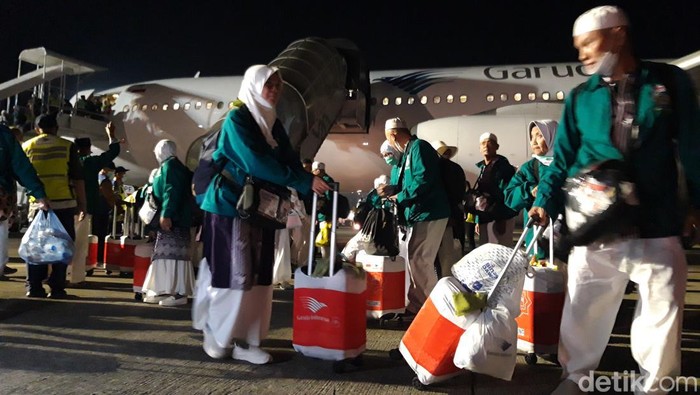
[0,220,8,272]
[405,218,448,313]
[479,218,515,247]
[68,214,91,284]
[559,237,687,395]
[193,258,274,349]
[291,219,311,267]
[437,225,462,278]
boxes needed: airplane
[5,39,699,204]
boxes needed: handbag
[138,185,160,228]
[563,159,640,246]
[236,176,292,230]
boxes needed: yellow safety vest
[22,134,74,201]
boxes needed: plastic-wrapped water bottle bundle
[18,210,74,265]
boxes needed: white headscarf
[528,120,558,166]
[154,139,177,164]
[238,64,280,149]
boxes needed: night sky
[2,0,699,91]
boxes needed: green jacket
[200,105,312,217]
[317,173,335,222]
[475,154,517,223]
[395,136,449,226]
[80,142,120,215]
[535,61,700,238]
[0,125,46,200]
[152,156,193,228]
[505,158,542,213]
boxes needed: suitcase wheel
[332,360,346,373]
[349,354,363,367]
[134,292,143,301]
[388,348,402,361]
[525,352,538,365]
[86,269,94,277]
[412,376,427,390]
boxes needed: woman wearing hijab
[141,139,195,306]
[195,65,330,364]
[504,119,558,256]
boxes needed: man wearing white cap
[430,140,467,276]
[529,6,700,394]
[472,132,517,247]
[378,117,449,314]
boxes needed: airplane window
[132,104,138,112]
[556,91,565,100]
[217,101,224,109]
[446,95,454,103]
[460,95,467,103]
[486,94,494,102]
[123,105,129,112]
[433,96,441,104]
[173,103,180,110]
[500,93,508,101]
[542,92,550,101]
[395,97,402,105]
[151,104,158,111]
[195,101,202,110]
[514,93,522,102]
[184,102,191,110]
[162,104,169,111]
[407,97,415,105]
[420,96,428,105]
[382,97,389,106]
[206,102,213,110]
[528,92,536,101]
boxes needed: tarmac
[1,230,699,395]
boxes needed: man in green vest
[22,114,87,298]
[528,6,700,394]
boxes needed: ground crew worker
[22,114,86,298]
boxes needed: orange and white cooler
[356,251,405,319]
[104,213,122,273]
[292,185,367,363]
[515,267,565,358]
[133,243,154,293]
[399,277,480,385]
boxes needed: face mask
[384,156,398,166]
[588,51,618,77]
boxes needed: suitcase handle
[487,217,548,299]
[306,182,340,276]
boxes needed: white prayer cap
[573,5,628,37]
[374,174,389,189]
[479,132,498,143]
[430,140,458,159]
[385,117,407,130]
[312,161,325,171]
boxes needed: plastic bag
[18,210,74,265]
[315,221,330,247]
[453,304,520,381]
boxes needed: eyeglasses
[382,152,393,158]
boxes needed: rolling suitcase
[395,218,546,389]
[104,210,122,274]
[133,223,154,300]
[86,234,98,275]
[356,251,405,320]
[119,205,144,276]
[292,184,367,373]
[515,220,566,365]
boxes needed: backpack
[191,128,223,205]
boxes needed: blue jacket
[200,105,312,217]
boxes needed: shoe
[143,294,169,304]
[203,327,228,359]
[26,290,47,298]
[159,295,188,306]
[3,266,17,274]
[86,269,94,277]
[232,344,272,364]
[48,290,70,299]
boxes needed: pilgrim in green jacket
[505,119,558,258]
[395,135,450,226]
[534,61,700,239]
[152,155,193,229]
[0,125,46,210]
